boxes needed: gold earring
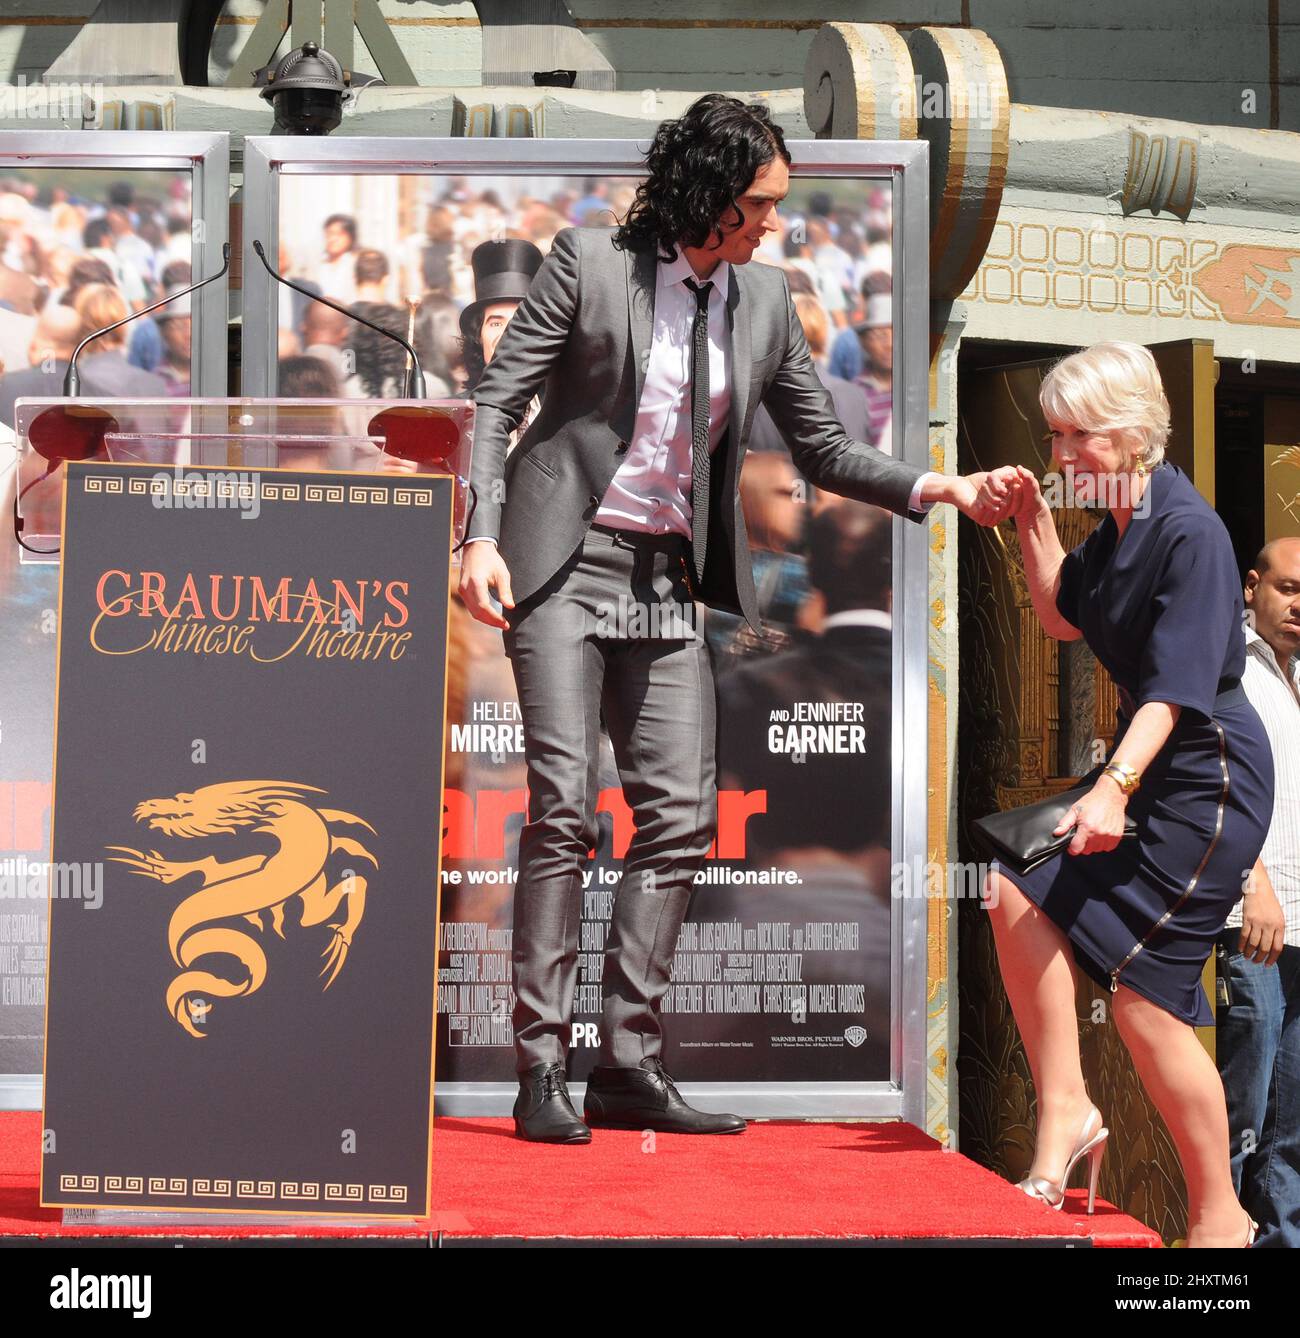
[1134,457,1147,477]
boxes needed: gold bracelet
[1101,762,1140,795]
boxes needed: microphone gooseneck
[254,238,475,552]
[64,242,232,397]
[251,239,426,398]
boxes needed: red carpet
[0,1112,1159,1244]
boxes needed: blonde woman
[980,342,1275,1246]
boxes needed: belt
[1116,681,1247,718]
[588,522,688,549]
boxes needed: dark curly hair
[461,333,486,393]
[346,301,411,398]
[614,93,790,262]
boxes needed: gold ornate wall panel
[964,217,1300,373]
[925,323,965,1145]
[1264,398,1300,538]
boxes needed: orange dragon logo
[107,782,377,1037]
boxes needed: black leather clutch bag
[972,766,1139,876]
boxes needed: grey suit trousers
[501,523,717,1072]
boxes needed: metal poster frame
[240,135,930,1124]
[0,130,231,399]
[0,131,230,1111]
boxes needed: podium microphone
[63,242,232,397]
[15,245,232,555]
[251,240,425,398]
[253,238,477,548]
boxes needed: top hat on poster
[459,238,544,340]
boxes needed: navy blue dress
[998,462,1275,1026]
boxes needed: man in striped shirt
[1218,536,1300,1248]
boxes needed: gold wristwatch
[1101,762,1141,796]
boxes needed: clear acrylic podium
[11,395,476,564]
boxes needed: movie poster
[0,166,197,1083]
[273,170,899,1087]
[41,462,451,1216]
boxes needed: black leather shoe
[584,1057,746,1134]
[513,1062,591,1144]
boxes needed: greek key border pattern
[58,1173,408,1205]
[81,476,436,507]
[962,219,1221,319]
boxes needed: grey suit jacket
[747,369,873,453]
[467,225,926,632]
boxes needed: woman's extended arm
[1006,467,1082,642]
[994,468,1183,854]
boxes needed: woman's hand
[1008,465,1046,522]
[978,465,1024,521]
[1055,778,1129,856]
[949,466,1024,524]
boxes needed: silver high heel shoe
[1018,1104,1109,1215]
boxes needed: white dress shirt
[821,608,893,633]
[466,251,935,548]
[593,247,733,536]
[1225,625,1300,946]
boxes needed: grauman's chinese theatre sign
[42,463,452,1218]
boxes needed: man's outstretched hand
[940,467,1024,525]
[458,541,515,630]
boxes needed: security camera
[259,42,353,136]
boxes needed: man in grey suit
[460,93,1016,1143]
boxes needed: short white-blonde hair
[1038,341,1170,470]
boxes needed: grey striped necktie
[682,275,713,583]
